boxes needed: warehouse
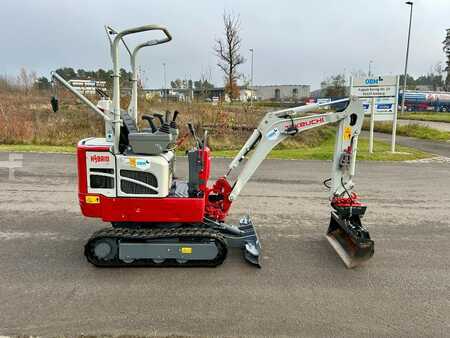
[252,84,310,101]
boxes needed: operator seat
[119,111,138,153]
[119,110,174,155]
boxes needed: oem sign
[350,75,400,154]
[351,76,399,98]
[350,75,399,117]
[352,76,397,88]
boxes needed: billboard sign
[350,75,400,153]
[351,76,398,98]
[360,97,395,121]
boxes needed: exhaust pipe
[326,212,374,268]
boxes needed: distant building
[147,84,311,103]
[193,85,311,103]
[144,88,194,102]
[252,85,310,101]
[193,87,252,102]
[193,87,226,101]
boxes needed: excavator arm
[225,97,364,201]
[206,96,374,268]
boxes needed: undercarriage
[85,216,261,267]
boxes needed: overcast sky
[1,0,449,89]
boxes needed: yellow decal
[129,158,137,168]
[343,127,352,141]
[85,195,100,204]
[181,247,192,254]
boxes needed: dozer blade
[326,212,374,268]
[244,242,261,268]
[239,216,262,268]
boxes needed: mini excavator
[50,24,374,269]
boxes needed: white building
[252,84,310,101]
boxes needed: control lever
[165,110,171,122]
[171,110,179,128]
[154,112,170,134]
[203,130,208,149]
[153,113,165,125]
[188,123,201,148]
[142,115,157,133]
[153,113,171,133]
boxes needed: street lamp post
[393,1,414,152]
[249,48,254,107]
[163,62,167,100]
[401,1,413,114]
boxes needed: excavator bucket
[326,212,374,268]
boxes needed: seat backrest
[119,111,138,152]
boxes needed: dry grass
[0,89,333,150]
[0,90,102,145]
[400,111,450,123]
[0,90,430,161]
[362,120,450,141]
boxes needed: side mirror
[50,96,59,112]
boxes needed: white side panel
[86,151,116,197]
[116,153,172,198]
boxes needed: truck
[399,90,450,112]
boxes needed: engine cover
[116,152,174,198]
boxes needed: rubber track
[84,226,228,267]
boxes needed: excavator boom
[214,97,374,268]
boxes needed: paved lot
[0,153,449,337]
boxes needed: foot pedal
[326,212,374,268]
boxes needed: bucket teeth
[326,212,374,268]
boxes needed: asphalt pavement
[0,153,449,337]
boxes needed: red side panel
[77,139,110,196]
[76,139,206,223]
[78,193,205,223]
[77,145,88,195]
[198,147,211,193]
[99,195,204,222]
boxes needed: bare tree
[17,68,37,94]
[321,74,347,97]
[214,12,245,100]
[443,28,450,90]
